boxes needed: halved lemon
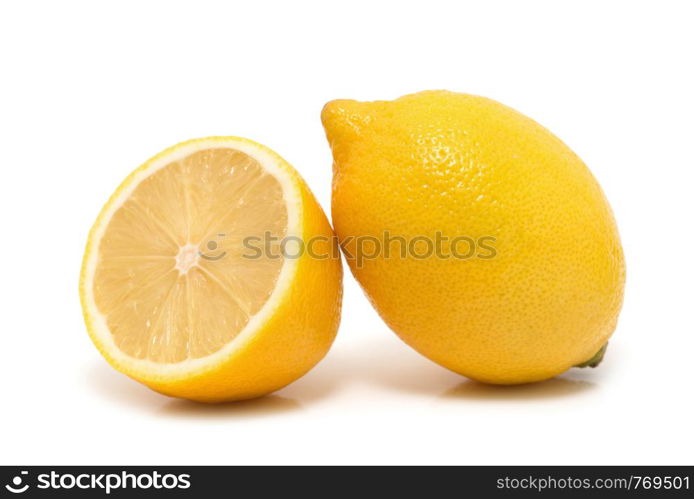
[80,137,342,402]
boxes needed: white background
[1,1,692,465]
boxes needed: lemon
[80,137,342,402]
[322,90,625,384]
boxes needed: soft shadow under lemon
[441,376,596,401]
[86,362,302,418]
[159,395,301,419]
[282,333,600,400]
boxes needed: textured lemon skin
[80,137,342,402]
[323,91,625,384]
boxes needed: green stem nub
[574,343,608,368]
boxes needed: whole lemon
[322,90,625,384]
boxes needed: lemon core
[175,244,199,274]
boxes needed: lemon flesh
[81,137,342,402]
[96,148,286,363]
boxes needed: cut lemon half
[80,137,342,402]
